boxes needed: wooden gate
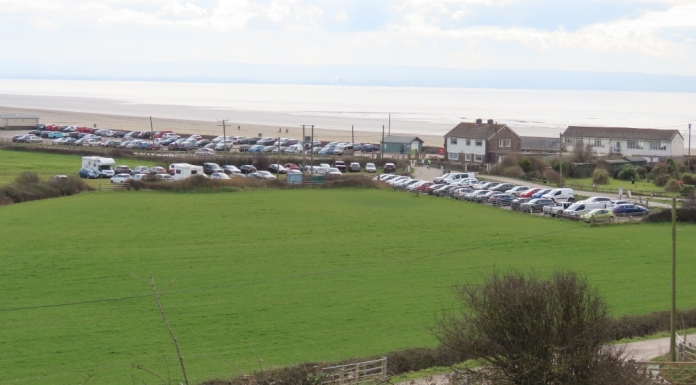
[321,358,387,385]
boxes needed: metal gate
[321,358,387,385]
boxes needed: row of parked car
[375,172,649,223]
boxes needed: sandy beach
[0,105,446,146]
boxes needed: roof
[605,159,629,164]
[382,135,424,144]
[563,126,682,141]
[520,136,560,151]
[0,114,40,119]
[444,122,506,140]
[624,156,648,163]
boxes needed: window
[466,139,471,146]
[450,138,457,145]
[499,139,511,147]
[475,140,483,147]
[465,154,471,161]
[593,138,604,147]
[564,137,582,148]
[448,152,459,161]
[650,141,667,151]
[474,154,483,162]
[627,140,644,150]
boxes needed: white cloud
[335,11,348,22]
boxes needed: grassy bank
[0,189,694,384]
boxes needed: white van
[562,198,609,218]
[542,188,575,203]
[334,144,354,156]
[81,156,115,178]
[443,172,477,184]
[285,144,304,154]
[171,163,205,180]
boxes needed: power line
[0,226,584,313]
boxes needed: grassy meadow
[0,188,695,384]
[0,149,159,187]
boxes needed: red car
[416,182,434,192]
[520,188,543,198]
[45,124,59,131]
[76,127,92,133]
[284,163,300,170]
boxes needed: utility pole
[218,119,229,151]
[689,123,692,157]
[351,125,354,149]
[381,125,385,160]
[302,125,306,170]
[310,125,314,173]
[277,135,281,178]
[388,114,391,135]
[559,133,563,187]
[670,197,677,362]
[149,116,155,152]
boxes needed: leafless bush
[0,174,92,204]
[572,143,594,163]
[544,169,561,184]
[436,271,651,385]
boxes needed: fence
[321,358,387,385]
[637,361,696,384]
[566,183,683,198]
[98,183,129,191]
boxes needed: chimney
[475,118,482,125]
[487,119,494,125]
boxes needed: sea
[0,79,693,138]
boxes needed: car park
[110,173,133,183]
[580,209,615,223]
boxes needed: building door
[614,141,621,153]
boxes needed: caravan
[81,156,115,178]
[170,163,205,180]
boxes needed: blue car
[248,145,265,153]
[532,189,551,199]
[47,132,64,138]
[361,144,379,152]
[318,146,336,155]
[612,204,648,216]
[78,168,100,179]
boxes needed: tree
[572,143,594,163]
[436,271,650,385]
[519,158,532,174]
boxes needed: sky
[1,0,696,77]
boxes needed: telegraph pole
[149,116,155,152]
[310,125,314,172]
[217,119,229,151]
[351,125,354,149]
[689,123,692,157]
[381,125,385,160]
[302,125,306,169]
[670,197,677,362]
[277,135,281,177]
[559,133,563,187]
[388,114,391,135]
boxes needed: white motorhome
[171,163,205,180]
[81,156,115,178]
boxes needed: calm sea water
[0,79,693,137]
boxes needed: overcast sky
[2,0,696,76]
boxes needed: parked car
[479,191,503,204]
[110,173,133,183]
[361,144,379,152]
[222,165,241,174]
[505,186,530,197]
[327,168,343,176]
[133,166,150,174]
[606,200,631,211]
[334,161,347,172]
[532,189,552,199]
[542,188,575,203]
[132,173,150,181]
[384,163,396,173]
[248,171,277,180]
[490,194,515,206]
[211,172,231,180]
[520,198,554,213]
[349,162,361,172]
[240,165,257,175]
[78,168,100,179]
[195,148,216,156]
[203,163,223,175]
[150,166,167,174]
[365,163,377,173]
[248,145,265,153]
[511,197,531,211]
[491,183,516,192]
[114,165,132,174]
[612,204,649,216]
[155,174,174,182]
[580,209,615,223]
[544,202,573,217]
[268,164,287,174]
[520,188,543,198]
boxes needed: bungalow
[520,136,560,154]
[562,126,684,161]
[444,119,521,164]
[381,135,424,155]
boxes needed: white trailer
[171,163,205,180]
[81,156,115,178]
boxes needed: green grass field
[1,188,695,384]
[0,149,159,187]
[566,176,663,191]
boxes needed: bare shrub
[544,169,561,184]
[664,179,681,192]
[593,169,610,185]
[436,271,651,385]
[572,143,594,163]
[15,172,40,185]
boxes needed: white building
[0,114,39,129]
[562,126,684,161]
